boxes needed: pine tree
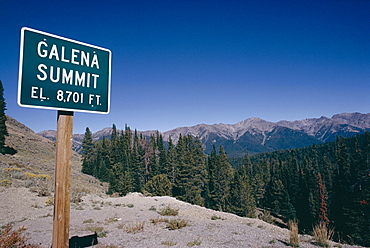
[228,164,256,217]
[188,136,208,206]
[148,134,160,177]
[81,127,95,175]
[332,137,352,241]
[130,130,144,192]
[206,145,218,208]
[166,137,177,184]
[110,124,122,165]
[173,135,207,206]
[0,80,8,154]
[264,176,296,220]
[156,132,168,175]
[144,174,172,196]
[95,138,113,182]
[208,146,233,211]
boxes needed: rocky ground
[0,187,364,248]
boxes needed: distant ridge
[38,112,370,157]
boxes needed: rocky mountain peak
[38,112,370,157]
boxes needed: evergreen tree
[0,80,8,154]
[94,138,113,182]
[110,124,122,165]
[156,132,168,175]
[131,130,144,192]
[81,127,95,175]
[173,135,207,206]
[208,146,233,211]
[264,176,296,220]
[166,137,177,184]
[188,136,208,206]
[331,137,352,241]
[144,174,172,196]
[206,145,217,208]
[228,164,256,217]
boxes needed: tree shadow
[1,146,17,155]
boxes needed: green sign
[18,27,111,114]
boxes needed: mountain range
[38,112,370,157]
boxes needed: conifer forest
[81,124,370,246]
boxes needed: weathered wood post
[52,110,74,248]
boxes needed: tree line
[81,124,256,217]
[239,133,369,246]
[81,124,369,246]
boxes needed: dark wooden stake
[52,110,74,248]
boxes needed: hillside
[39,112,370,157]
[0,116,106,194]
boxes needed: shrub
[2,167,22,179]
[86,226,107,237]
[24,180,36,188]
[0,225,40,248]
[161,240,177,246]
[36,174,50,180]
[24,172,38,178]
[83,219,94,224]
[125,221,145,233]
[12,171,25,179]
[211,215,222,220]
[105,216,120,224]
[2,167,22,172]
[150,217,169,225]
[45,197,53,206]
[166,219,188,230]
[71,188,84,203]
[1,179,11,187]
[158,205,179,216]
[187,238,202,247]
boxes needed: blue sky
[1,0,369,134]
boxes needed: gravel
[0,187,363,248]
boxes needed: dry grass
[161,240,177,246]
[85,226,107,237]
[1,116,107,195]
[150,217,188,230]
[167,219,189,230]
[157,205,179,216]
[150,217,169,225]
[288,220,299,247]
[187,238,202,247]
[312,223,334,247]
[0,225,40,248]
[125,221,145,233]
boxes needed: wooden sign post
[52,111,74,248]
